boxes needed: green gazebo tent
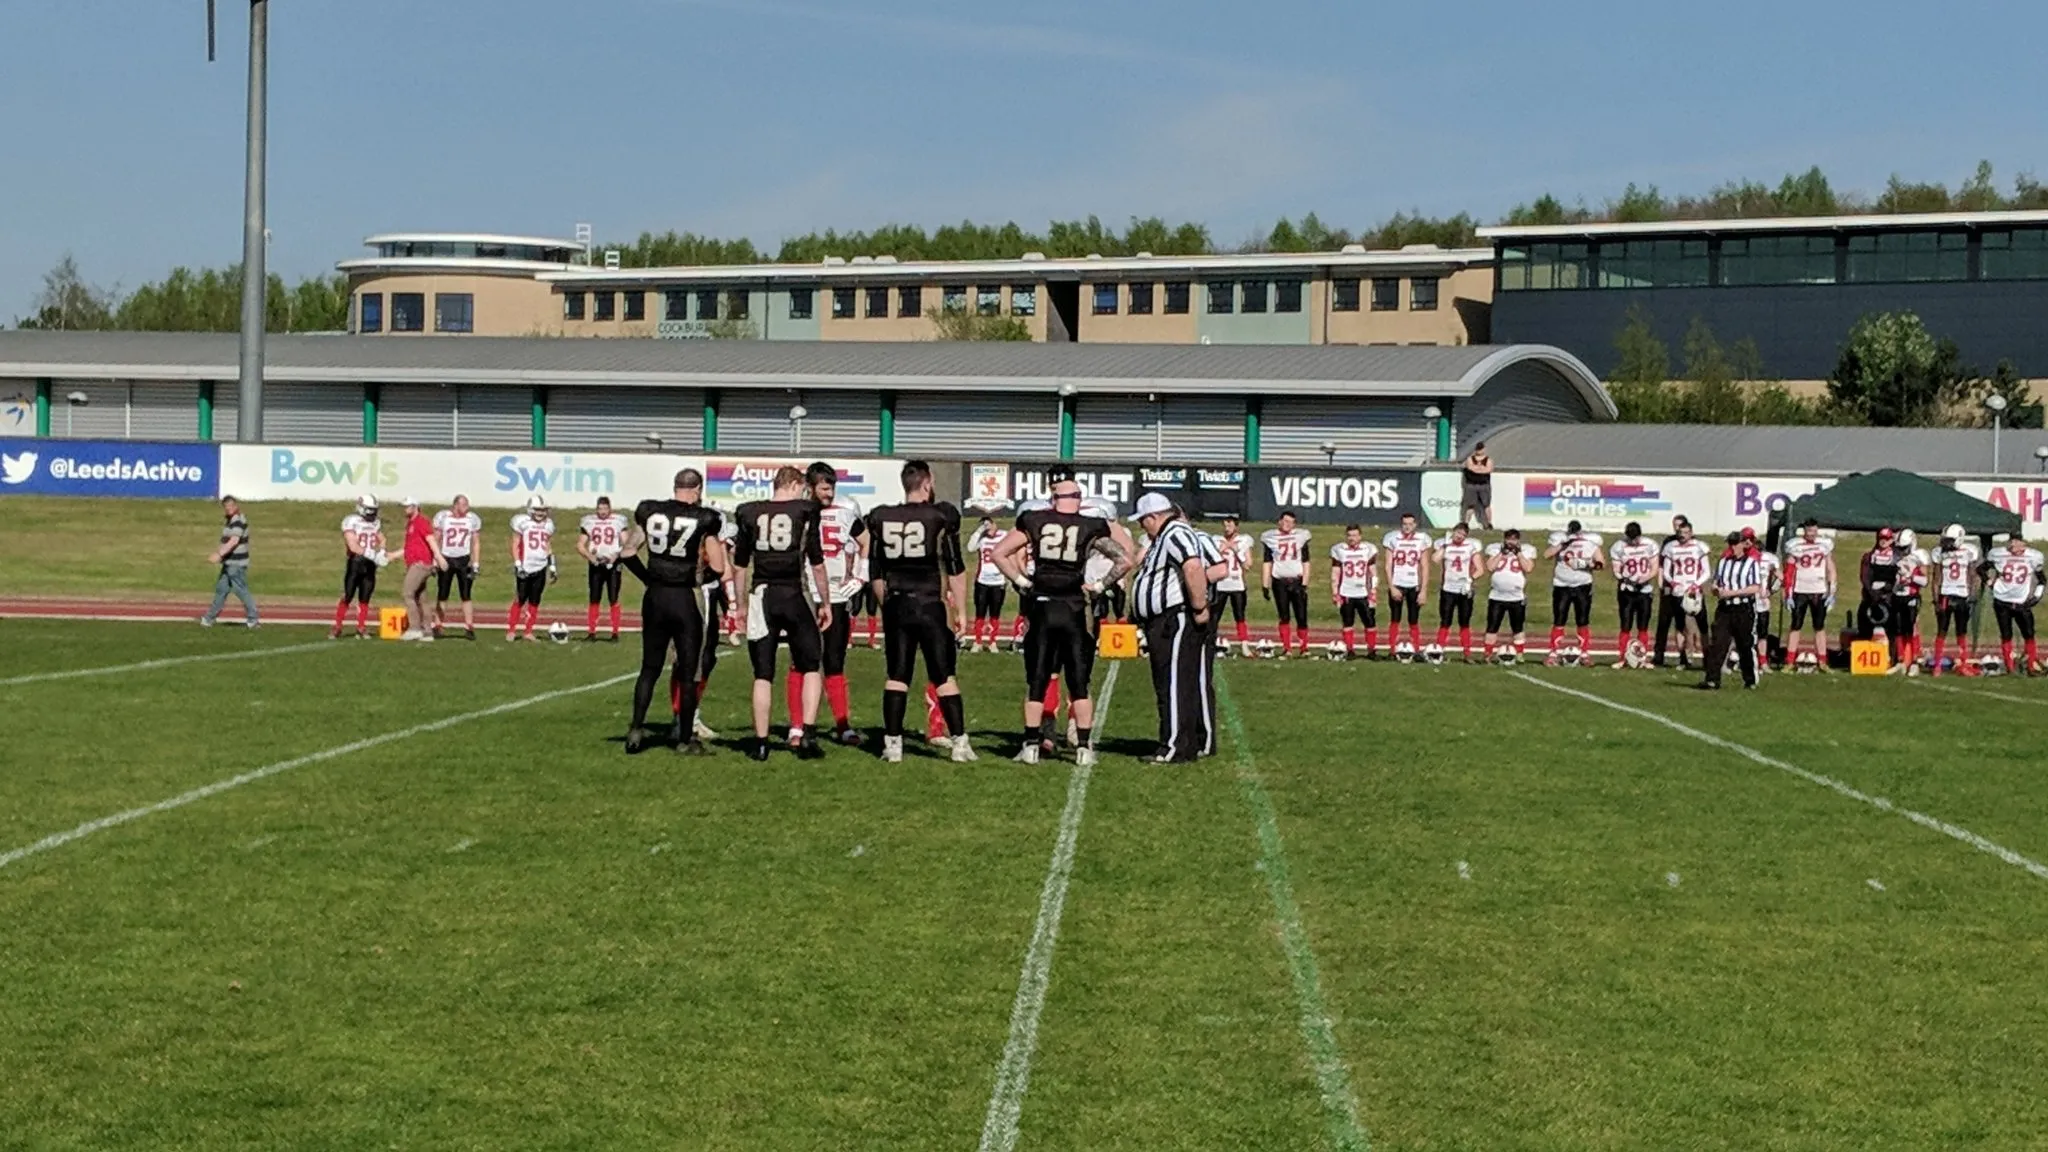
[1769,468,2021,542]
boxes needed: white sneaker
[418,633,435,643]
[693,717,718,741]
[1074,746,1097,769]
[881,734,904,763]
[1013,743,1040,765]
[197,616,214,628]
[400,629,423,641]
[950,735,979,763]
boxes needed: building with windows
[1482,209,2048,380]
[0,331,1610,465]
[338,233,1495,348]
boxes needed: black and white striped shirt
[219,512,250,566]
[1132,517,1210,619]
[1714,552,1763,606]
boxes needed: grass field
[5,615,2047,1150]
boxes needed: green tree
[1608,305,1671,421]
[1825,311,1974,426]
[1364,211,1479,249]
[1608,183,1668,223]
[1503,194,1586,227]
[1965,359,2041,428]
[1676,317,1746,423]
[14,255,115,330]
[1876,175,1952,214]
[926,307,1030,341]
[1772,166,1840,216]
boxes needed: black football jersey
[734,499,825,587]
[865,500,965,596]
[1014,508,1111,598]
[632,499,722,587]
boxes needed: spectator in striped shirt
[199,495,259,629]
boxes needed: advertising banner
[1495,473,1829,537]
[0,384,34,439]
[1955,481,2048,537]
[700,456,904,512]
[0,440,218,498]
[962,462,1150,517]
[1244,467,1423,524]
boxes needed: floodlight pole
[236,0,269,442]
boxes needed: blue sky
[5,0,2044,318]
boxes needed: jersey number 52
[882,520,927,559]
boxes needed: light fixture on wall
[1985,393,2009,475]
[64,390,89,438]
[788,404,808,454]
[2034,444,2047,474]
[644,431,664,453]
[1319,439,1337,467]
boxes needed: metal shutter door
[379,384,457,446]
[264,383,364,444]
[455,386,532,447]
[547,387,704,449]
[715,389,797,453]
[52,381,128,439]
[1071,394,1157,461]
[1259,397,1434,467]
[893,392,1058,458]
[132,383,201,441]
[790,390,877,456]
[1455,361,1599,455]
[1162,395,1243,463]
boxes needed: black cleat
[797,734,826,761]
[747,738,772,762]
[832,724,864,747]
[677,740,710,756]
[668,719,687,748]
[584,631,598,643]
[464,628,476,641]
[625,727,653,755]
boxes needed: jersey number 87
[644,513,698,556]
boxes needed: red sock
[586,603,599,632]
[1577,627,1592,654]
[866,614,878,644]
[333,600,350,630]
[785,671,803,728]
[508,602,521,631]
[1012,615,1026,640]
[2004,641,2016,668]
[926,685,946,740]
[1342,627,1355,652]
[610,602,622,635]
[1365,627,1378,653]
[670,671,685,716]
[1514,639,1526,655]
[1548,626,1564,650]
[1638,629,1651,653]
[1044,678,1062,720]
[1280,623,1294,651]
[357,602,371,631]
[1409,623,1422,649]
[2028,639,2040,667]
[825,674,851,726]
[1235,619,1250,643]
[1933,635,1947,665]
[1459,626,1472,656]
[1958,639,1972,662]
[1435,626,1450,648]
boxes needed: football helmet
[1560,644,1584,667]
[1980,653,2007,676]
[1794,650,1820,674]
[525,494,550,516]
[1624,639,1650,669]
[1216,636,1233,655]
[1942,523,1966,544]
[1493,648,1519,666]
[1393,640,1416,664]
[355,494,379,519]
[547,621,570,644]
[1422,643,1446,665]
[1680,590,1703,615]
[1324,640,1349,661]
[1254,639,1277,659]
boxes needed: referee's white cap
[1128,492,1175,522]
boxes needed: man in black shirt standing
[866,459,975,763]
[733,466,832,761]
[992,478,1132,767]
[622,468,726,755]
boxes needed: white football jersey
[1989,547,2044,604]
[1608,538,1660,590]
[1380,530,1432,588]
[1783,536,1835,595]
[969,525,1010,587]
[1551,532,1603,588]
[1486,542,1537,602]
[1661,538,1712,593]
[1212,532,1253,593]
[1330,541,1378,599]
[1898,547,1929,595]
[510,513,555,575]
[1261,528,1313,580]
[1437,537,1483,596]
[817,498,866,603]
[1935,542,1980,598]
[432,510,482,559]
[579,512,627,561]
[341,514,382,556]
[1759,550,1783,593]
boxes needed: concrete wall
[350,273,565,337]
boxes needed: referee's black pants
[1142,609,1211,762]
[1701,601,1758,688]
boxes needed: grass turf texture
[4,619,2046,1149]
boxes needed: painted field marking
[0,641,333,688]
[1512,673,2048,883]
[1915,680,2048,707]
[976,661,1118,1152]
[1217,672,1370,1152]
[0,673,635,872]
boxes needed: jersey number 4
[643,513,699,556]
[881,520,928,559]
[1037,523,1081,563]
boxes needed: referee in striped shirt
[1699,532,1766,690]
[1129,493,1223,762]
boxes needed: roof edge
[1459,345,1616,421]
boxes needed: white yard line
[0,641,333,688]
[976,661,1118,1152]
[1914,680,2048,707]
[1217,673,1371,1152]
[1512,673,2048,883]
[0,673,635,872]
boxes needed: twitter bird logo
[1,451,38,485]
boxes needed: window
[1240,280,1268,313]
[1331,279,1360,312]
[977,285,1003,315]
[788,287,816,319]
[941,284,968,313]
[1092,283,1119,315]
[1274,279,1302,313]
[392,292,425,332]
[1163,281,1190,314]
[832,287,856,319]
[593,291,616,322]
[664,290,689,321]
[865,286,889,318]
[358,293,383,333]
[898,286,922,317]
[563,291,586,321]
[1595,239,1709,289]
[1009,286,1036,316]
[726,290,750,320]
[623,291,646,322]
[1718,233,1837,286]
[434,292,474,332]
[1207,280,1235,313]
[1499,243,1594,291]
[1370,278,1399,311]
[1409,277,1439,311]
[1846,231,1968,284]
[1128,282,1154,314]
[696,289,720,321]
[1983,229,2048,280]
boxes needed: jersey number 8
[644,513,698,556]
[1037,523,1080,563]
[882,520,927,559]
[754,513,794,551]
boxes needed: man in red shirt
[400,497,445,641]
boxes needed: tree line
[1608,306,2038,429]
[13,256,349,333]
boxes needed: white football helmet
[1680,590,1704,615]
[1942,523,1966,544]
[1325,640,1349,661]
[547,621,570,644]
[1794,650,1819,674]
[525,494,550,517]
[1624,639,1650,669]
[355,494,379,518]
[1561,644,1584,667]
[1493,648,1519,666]
[1394,640,1416,664]
[1254,639,1277,659]
[1897,529,1917,552]
[1980,653,2007,676]
[1423,643,1445,665]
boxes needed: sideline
[0,641,333,688]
